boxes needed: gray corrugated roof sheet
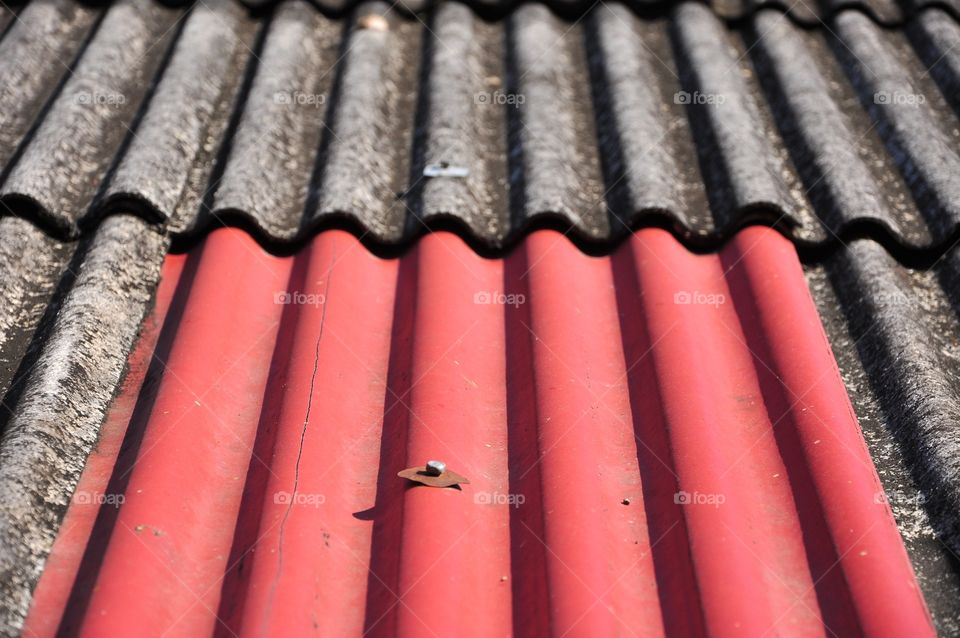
[807,242,960,634]
[0,216,167,628]
[17,0,959,24]
[1,0,960,251]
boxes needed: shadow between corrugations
[718,248,864,635]
[158,211,960,269]
[355,248,418,637]
[5,200,960,268]
[606,247,710,636]
[0,237,84,441]
[53,239,205,635]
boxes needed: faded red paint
[26,228,933,637]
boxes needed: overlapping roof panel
[21,227,940,636]
[1,0,960,250]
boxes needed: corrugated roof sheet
[1,0,960,250]
[8,0,958,23]
[20,227,940,636]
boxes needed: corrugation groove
[25,227,935,636]
[72,231,291,635]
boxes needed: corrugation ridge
[313,2,421,242]
[0,0,101,175]
[833,11,960,241]
[0,215,168,634]
[93,0,259,230]
[0,0,184,233]
[412,3,510,241]
[906,9,960,118]
[822,242,960,555]
[519,233,666,635]
[587,5,711,238]
[234,0,960,27]
[208,1,341,238]
[611,239,709,637]
[0,218,76,412]
[723,229,935,635]
[360,242,417,637]
[23,251,188,638]
[388,234,513,636]
[748,9,929,246]
[672,3,813,235]
[626,230,830,634]
[509,5,608,238]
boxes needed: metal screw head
[357,14,389,32]
[425,460,446,477]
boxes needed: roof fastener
[425,460,446,476]
[357,14,389,32]
[423,162,469,178]
[398,461,470,488]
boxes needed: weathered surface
[0,215,168,634]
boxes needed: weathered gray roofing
[1,0,960,251]
[808,243,960,634]
[0,216,167,630]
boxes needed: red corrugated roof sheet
[26,228,933,636]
